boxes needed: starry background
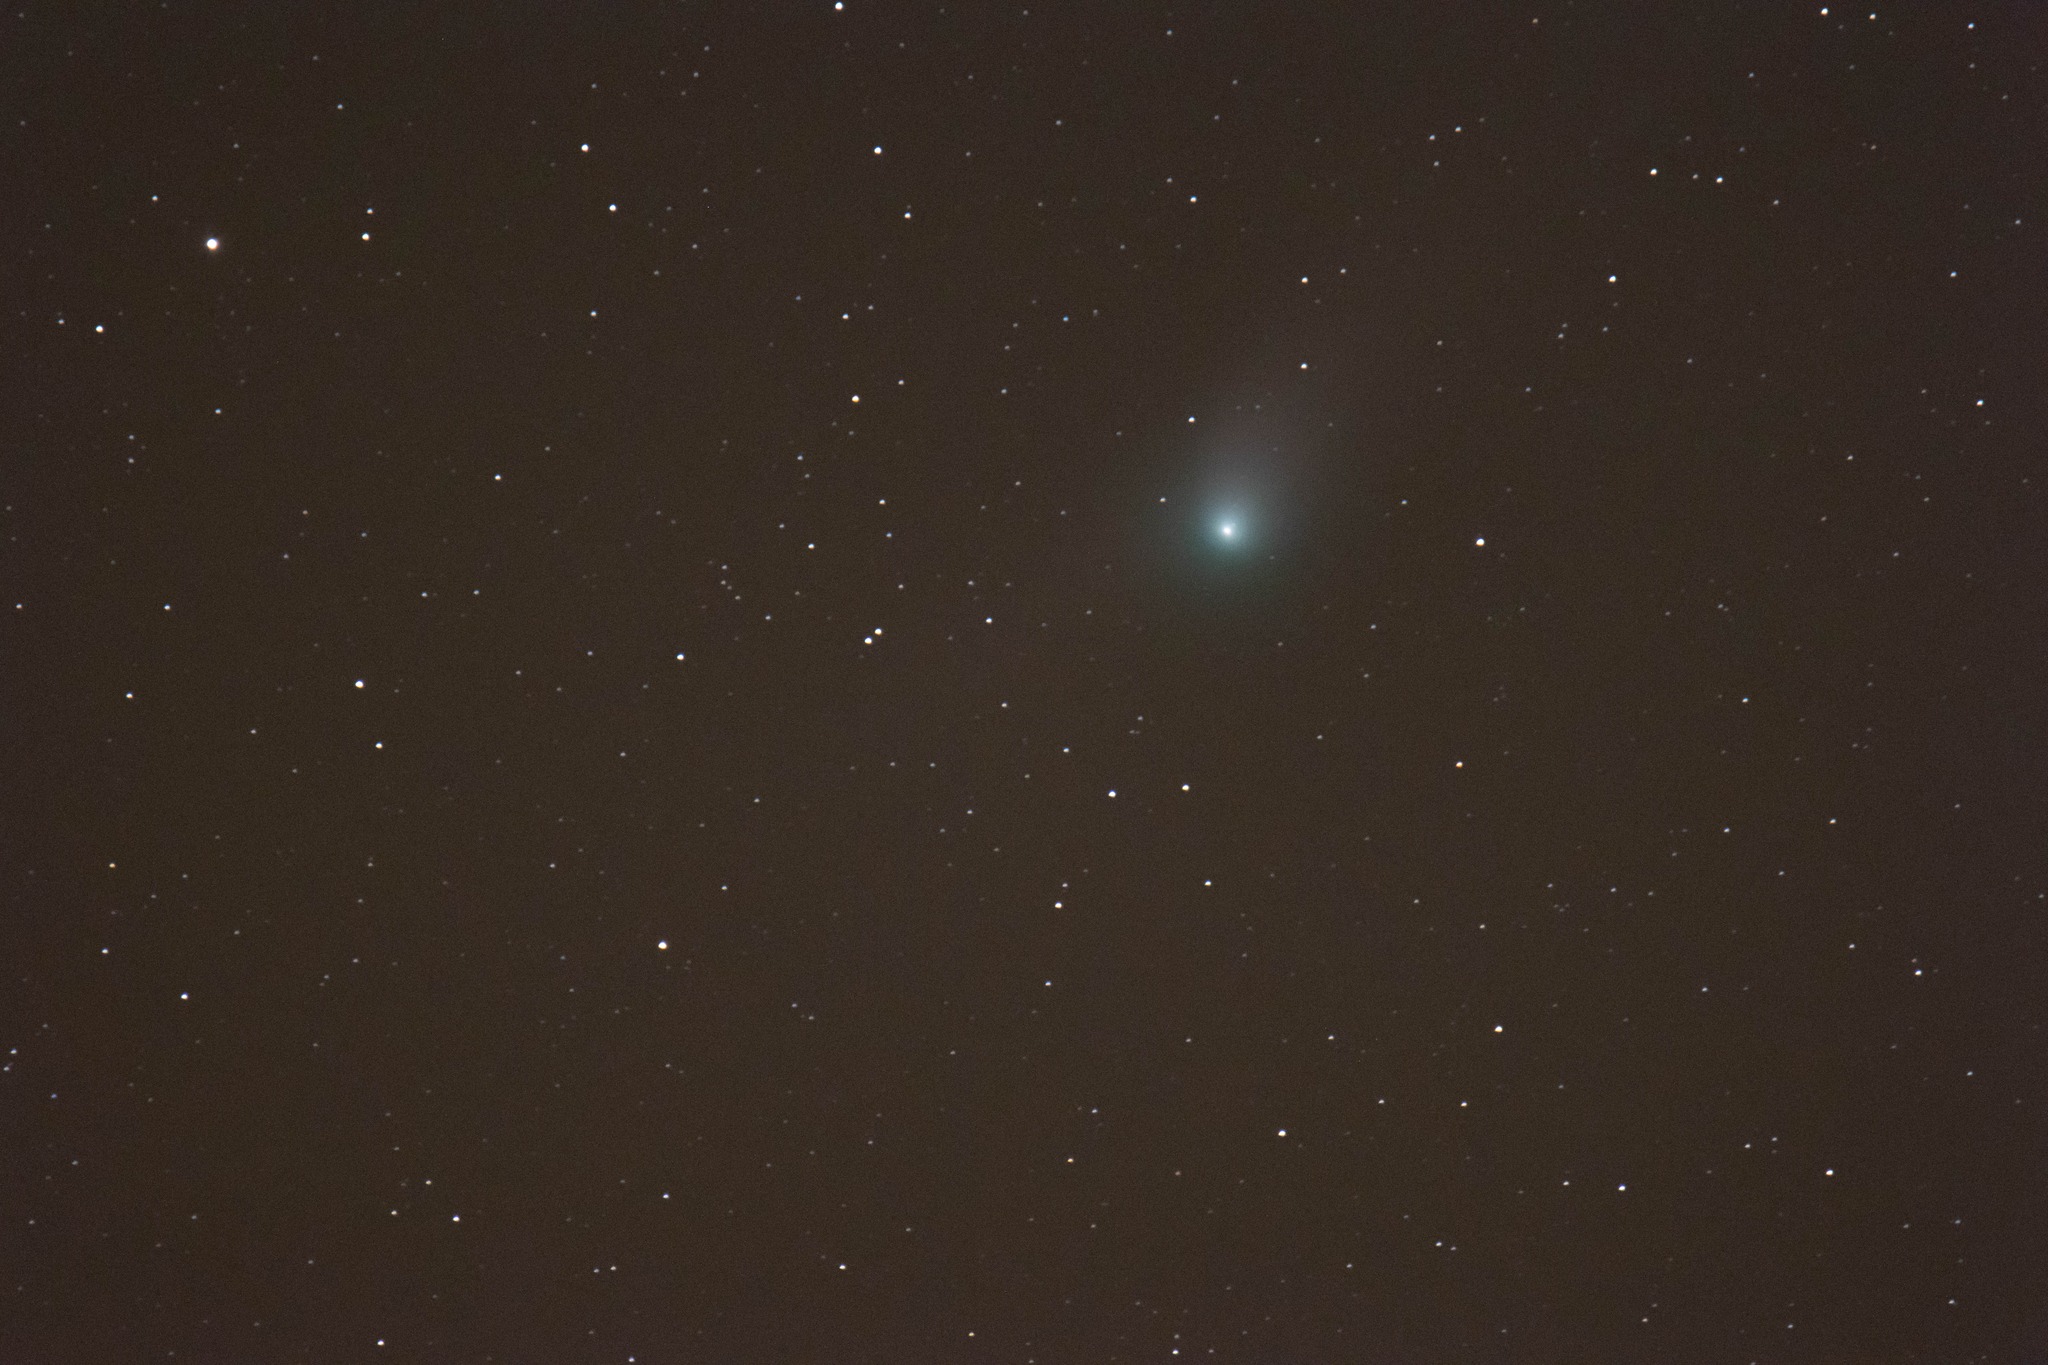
[6,3,2047,1361]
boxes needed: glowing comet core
[1208,505,1253,550]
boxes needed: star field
[5,4,2046,1362]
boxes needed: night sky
[8,3,2048,1361]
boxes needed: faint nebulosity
[5,4,2046,1361]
